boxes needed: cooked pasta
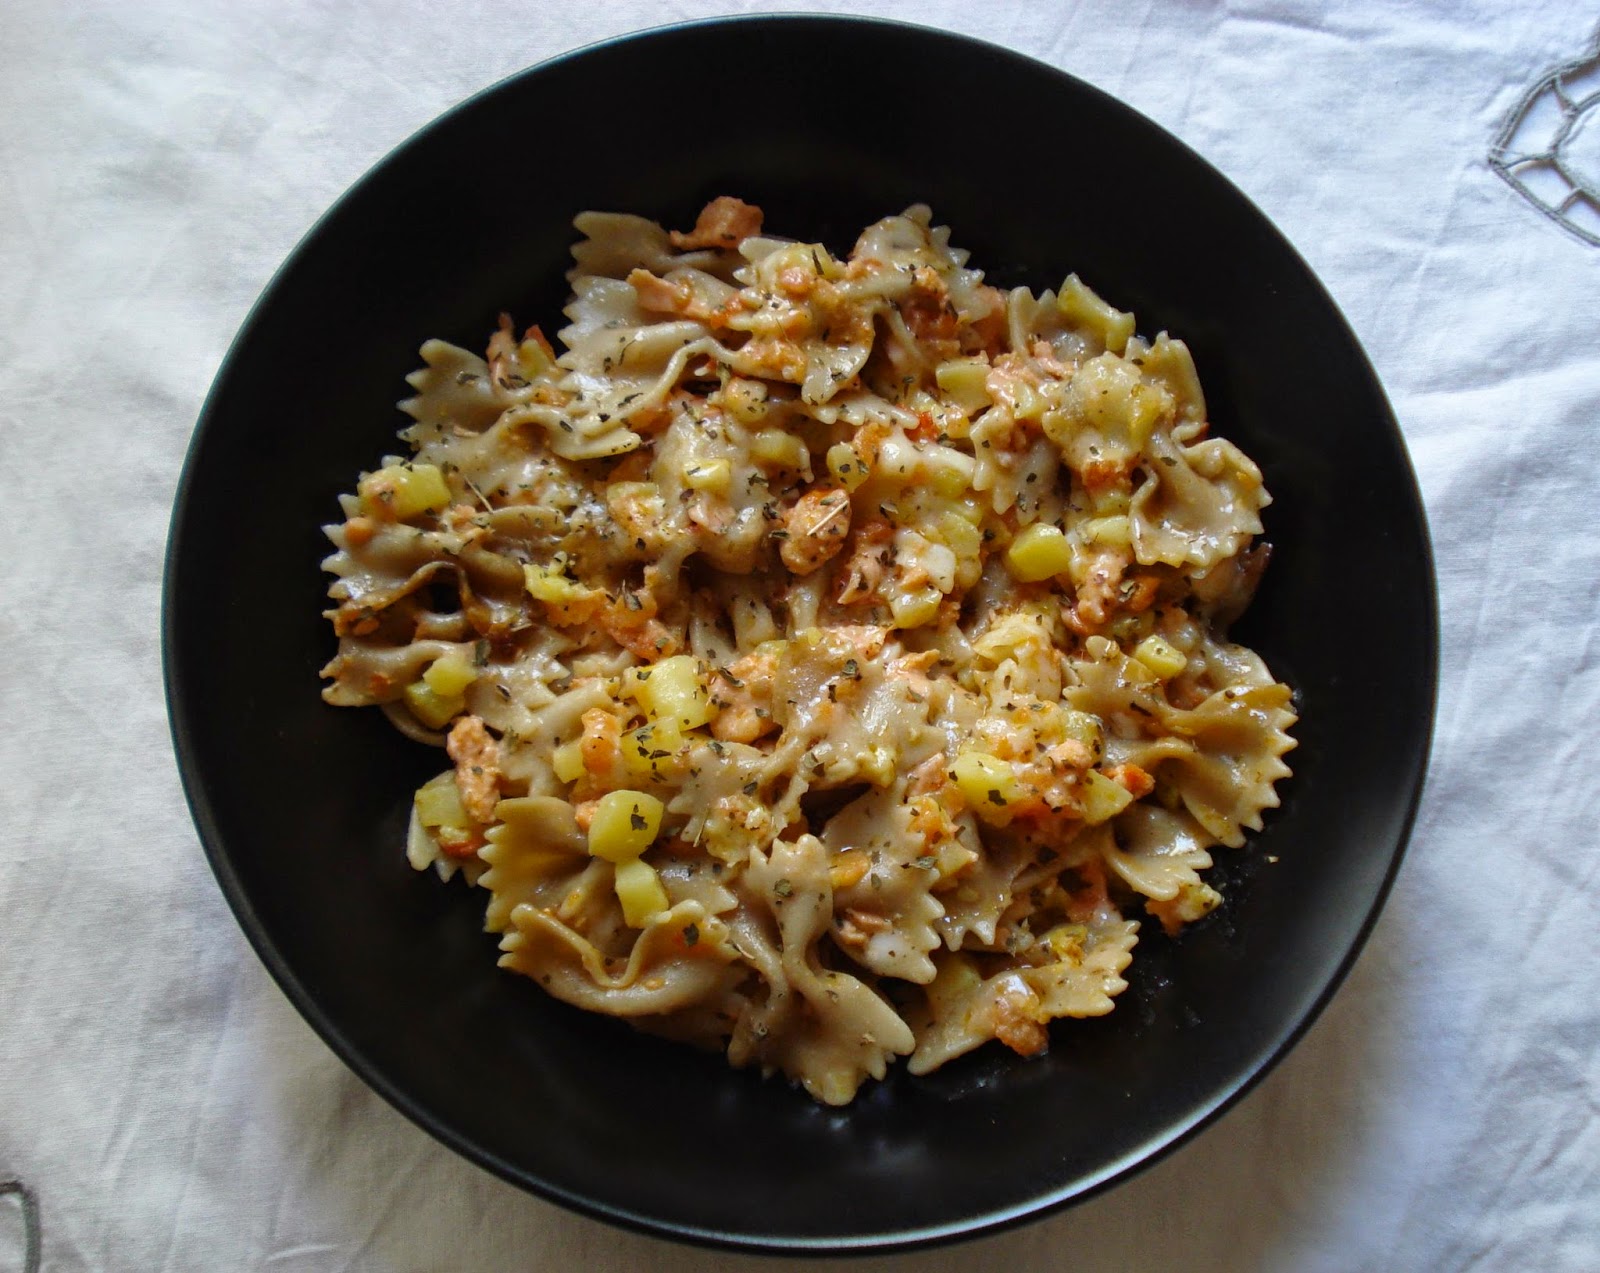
[320,197,1295,1104]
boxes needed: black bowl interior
[164,15,1435,1254]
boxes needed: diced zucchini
[923,445,976,497]
[1132,634,1187,680]
[723,377,769,424]
[859,746,896,787]
[422,650,477,697]
[414,772,469,828]
[951,750,1025,824]
[1122,383,1168,449]
[890,586,943,630]
[826,443,869,491]
[934,511,983,561]
[1091,486,1131,516]
[614,857,670,928]
[1012,381,1047,422]
[1005,523,1074,582]
[523,561,584,603]
[1081,515,1131,549]
[403,680,463,729]
[359,463,452,520]
[1060,710,1105,758]
[751,429,809,472]
[551,739,586,784]
[631,655,710,730]
[620,720,686,782]
[586,789,664,862]
[683,459,732,494]
[1081,770,1134,824]
[935,358,992,413]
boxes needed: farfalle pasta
[320,197,1295,1104]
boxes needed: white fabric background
[4,0,1598,1268]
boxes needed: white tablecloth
[5,1,1598,1268]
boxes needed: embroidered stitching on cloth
[0,1180,40,1273]
[1490,28,1600,246]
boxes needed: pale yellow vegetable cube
[586,789,664,862]
[359,463,452,520]
[1122,382,1169,450]
[751,429,809,472]
[929,464,971,499]
[935,511,982,561]
[551,739,586,784]
[633,655,710,730]
[860,746,897,787]
[1081,770,1134,824]
[1091,486,1131,516]
[922,444,977,498]
[683,459,732,494]
[605,479,660,511]
[1057,273,1136,356]
[935,358,991,413]
[414,772,470,828]
[1005,523,1074,582]
[523,561,582,603]
[1132,634,1187,680]
[1012,381,1047,422]
[403,680,463,730]
[952,750,1024,824]
[1121,654,1159,685]
[723,377,769,424]
[620,720,686,782]
[1082,515,1131,549]
[422,650,478,697]
[1060,710,1105,758]
[614,857,670,928]
[890,586,943,630]
[826,443,869,491]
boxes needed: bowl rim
[163,11,1439,1255]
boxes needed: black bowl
[164,15,1435,1254]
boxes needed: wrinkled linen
[2,1,1597,1269]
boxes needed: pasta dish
[320,198,1296,1104]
